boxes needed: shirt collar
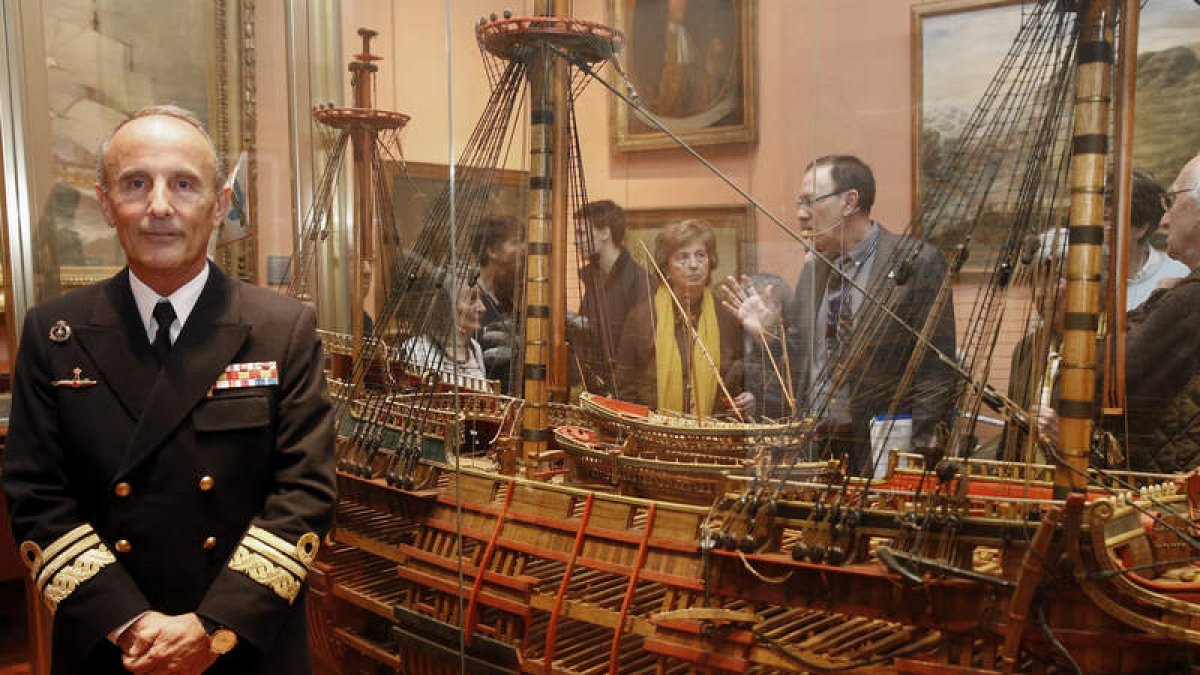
[129,263,210,341]
[837,222,881,267]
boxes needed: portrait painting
[623,205,755,286]
[383,161,526,314]
[610,0,757,151]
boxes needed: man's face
[489,234,525,272]
[96,115,228,295]
[1163,160,1200,270]
[796,166,848,256]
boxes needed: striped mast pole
[519,0,572,476]
[1055,0,1113,497]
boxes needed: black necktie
[152,300,177,366]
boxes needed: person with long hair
[402,268,488,381]
[614,219,751,417]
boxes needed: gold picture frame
[624,204,756,285]
[610,0,757,151]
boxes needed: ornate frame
[609,0,757,151]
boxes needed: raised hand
[719,275,779,339]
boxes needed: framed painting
[912,0,1200,238]
[609,0,757,151]
[623,204,755,287]
[385,160,529,320]
[389,161,529,255]
[31,0,256,292]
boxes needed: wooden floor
[0,580,30,675]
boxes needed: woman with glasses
[613,219,752,418]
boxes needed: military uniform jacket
[1,264,336,674]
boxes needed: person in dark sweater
[570,200,651,395]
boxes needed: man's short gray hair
[95,104,224,189]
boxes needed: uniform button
[114,539,132,554]
[199,476,215,491]
[203,537,217,550]
[114,482,132,498]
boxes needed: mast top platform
[312,105,410,131]
[476,15,624,64]
[312,27,410,131]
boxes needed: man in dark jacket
[1125,153,1200,472]
[1,105,336,674]
[571,200,651,395]
[723,155,957,476]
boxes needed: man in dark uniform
[0,105,336,674]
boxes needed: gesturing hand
[719,275,779,340]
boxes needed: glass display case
[4,1,1200,673]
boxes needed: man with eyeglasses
[1,106,335,674]
[1123,153,1200,473]
[722,154,957,476]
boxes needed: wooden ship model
[295,2,1200,673]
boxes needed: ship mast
[475,3,623,477]
[1056,0,1114,496]
[312,30,410,359]
[519,0,572,477]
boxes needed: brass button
[203,536,217,550]
[198,476,215,491]
[114,482,132,498]
[114,539,132,554]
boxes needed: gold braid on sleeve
[227,525,321,604]
[22,524,116,614]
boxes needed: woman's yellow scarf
[654,285,721,416]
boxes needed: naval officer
[1,105,336,674]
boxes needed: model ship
[297,2,1200,673]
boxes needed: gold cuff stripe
[240,536,307,579]
[228,546,302,603]
[42,547,116,614]
[37,533,103,591]
[246,526,318,566]
[31,523,94,579]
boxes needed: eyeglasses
[1161,187,1195,212]
[796,189,847,210]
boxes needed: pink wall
[254,1,295,280]
[255,0,935,281]
[252,1,1025,388]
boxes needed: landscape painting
[915,0,1200,201]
